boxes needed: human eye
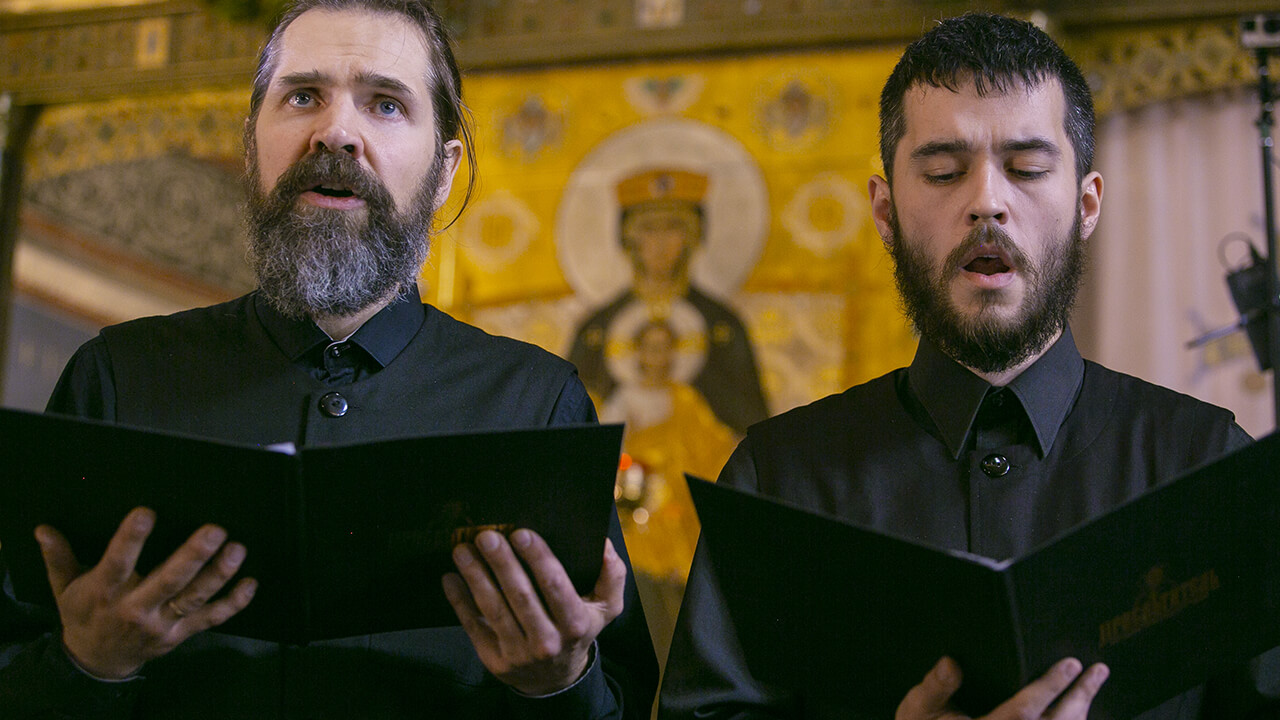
[373,98,404,118]
[1009,166,1049,180]
[1008,151,1055,180]
[918,158,964,185]
[286,90,316,108]
[923,170,962,185]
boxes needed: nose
[966,162,1008,226]
[309,102,364,159]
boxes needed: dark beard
[887,206,1086,373]
[244,149,443,320]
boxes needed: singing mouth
[311,183,357,199]
[962,247,1013,276]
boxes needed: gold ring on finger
[167,599,187,618]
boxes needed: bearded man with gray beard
[659,12,1278,720]
[0,0,657,717]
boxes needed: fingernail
[1091,664,1110,683]
[242,579,257,598]
[134,509,155,532]
[203,526,227,547]
[934,658,957,685]
[1059,658,1083,678]
[33,526,50,546]
[477,532,499,552]
[453,545,474,567]
[512,529,531,548]
[225,543,246,565]
[441,573,461,594]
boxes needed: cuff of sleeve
[505,642,616,719]
[47,638,141,702]
[61,640,141,683]
[2,634,139,716]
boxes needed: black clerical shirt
[255,290,424,387]
[10,289,658,720]
[47,290,432,417]
[659,328,1274,720]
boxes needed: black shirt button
[328,344,344,358]
[981,453,1010,478]
[320,392,349,417]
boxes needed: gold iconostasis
[17,45,920,660]
[424,49,918,657]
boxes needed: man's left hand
[442,528,626,696]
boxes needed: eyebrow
[275,69,416,99]
[909,140,969,161]
[1001,138,1061,157]
[909,137,1062,161]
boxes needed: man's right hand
[896,656,1109,720]
[35,506,257,680]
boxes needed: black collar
[254,288,426,370]
[907,327,1085,459]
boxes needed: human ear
[868,174,895,248]
[242,118,255,174]
[433,139,465,210]
[1078,171,1103,240]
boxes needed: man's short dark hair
[878,12,1095,184]
[247,0,476,222]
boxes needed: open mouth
[311,183,357,199]
[964,255,1011,276]
[959,241,1016,276]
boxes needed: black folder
[0,408,622,644]
[687,433,1280,719]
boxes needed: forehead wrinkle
[364,12,433,98]
[274,10,429,93]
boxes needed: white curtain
[1075,87,1280,438]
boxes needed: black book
[0,408,622,645]
[686,432,1280,719]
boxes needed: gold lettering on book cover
[1098,566,1221,649]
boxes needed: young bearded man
[659,13,1278,720]
[0,1,657,717]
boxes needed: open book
[0,408,622,644]
[687,432,1280,719]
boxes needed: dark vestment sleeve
[45,334,116,421]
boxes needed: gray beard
[245,150,443,320]
[887,206,1086,373]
